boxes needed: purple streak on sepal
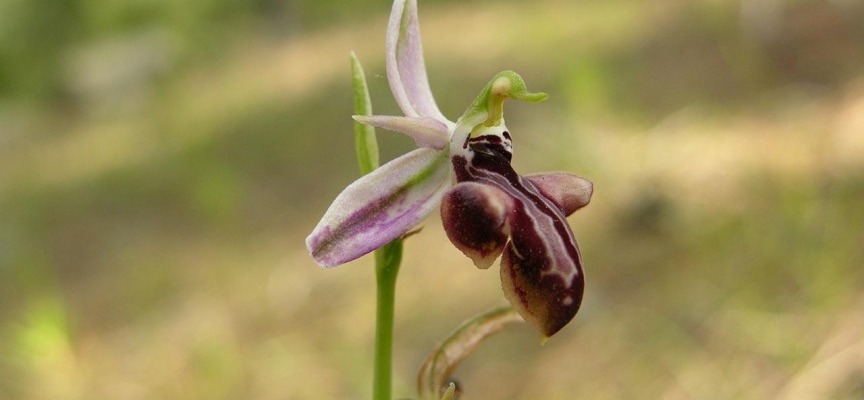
[306,147,450,267]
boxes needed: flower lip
[438,73,590,337]
[445,143,588,337]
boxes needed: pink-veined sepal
[386,0,447,122]
[306,147,450,267]
[353,115,449,150]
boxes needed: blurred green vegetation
[2,0,864,399]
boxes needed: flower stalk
[353,51,402,400]
[373,240,402,400]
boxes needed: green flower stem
[351,52,401,400]
[373,240,403,400]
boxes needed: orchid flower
[306,0,593,338]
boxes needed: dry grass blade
[417,306,524,400]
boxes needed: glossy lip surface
[449,139,584,337]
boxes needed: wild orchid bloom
[306,0,593,338]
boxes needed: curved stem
[373,239,403,400]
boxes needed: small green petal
[351,52,380,175]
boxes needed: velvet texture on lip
[305,0,593,338]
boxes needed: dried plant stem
[418,306,523,400]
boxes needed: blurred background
[1,0,863,398]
